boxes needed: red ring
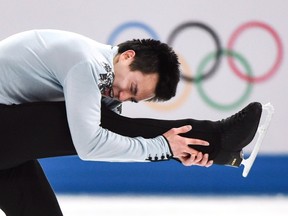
[227,21,283,83]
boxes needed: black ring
[167,21,223,82]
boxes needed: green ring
[195,50,253,111]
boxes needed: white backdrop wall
[0,0,287,154]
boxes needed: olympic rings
[167,22,222,82]
[196,50,253,110]
[227,21,283,83]
[107,21,160,45]
[107,20,283,111]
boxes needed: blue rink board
[40,155,288,195]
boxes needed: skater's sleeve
[63,61,173,162]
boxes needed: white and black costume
[0,30,260,216]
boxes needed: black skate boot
[214,102,262,167]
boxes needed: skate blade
[241,103,274,177]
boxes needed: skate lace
[222,109,247,127]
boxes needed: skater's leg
[0,101,262,168]
[0,102,76,170]
[0,160,63,216]
[100,105,221,160]
[100,103,263,167]
[0,101,221,169]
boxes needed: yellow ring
[146,53,193,111]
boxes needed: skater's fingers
[195,153,209,166]
[170,125,193,135]
[163,126,209,146]
[180,151,203,166]
[162,125,193,139]
[185,137,209,146]
[180,153,196,166]
[205,160,213,167]
[164,125,209,146]
[178,152,214,167]
[194,152,203,163]
[194,154,213,167]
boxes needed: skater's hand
[163,125,213,167]
[191,152,213,167]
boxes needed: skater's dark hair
[117,39,180,102]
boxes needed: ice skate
[241,103,274,177]
[214,102,274,177]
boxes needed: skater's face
[112,50,159,103]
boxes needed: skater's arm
[63,62,210,165]
[63,62,164,162]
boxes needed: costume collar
[98,61,115,98]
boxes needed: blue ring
[107,21,160,45]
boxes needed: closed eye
[131,83,137,95]
[130,83,138,103]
